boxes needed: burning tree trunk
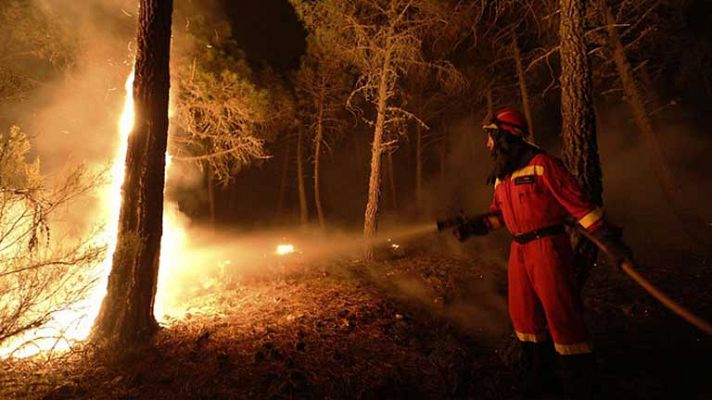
[313,90,326,230]
[512,32,535,140]
[559,0,602,289]
[296,125,308,225]
[599,1,711,247]
[92,0,173,346]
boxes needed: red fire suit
[485,153,603,355]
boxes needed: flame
[98,70,194,324]
[0,45,233,356]
[276,244,295,256]
[0,72,136,359]
[0,66,195,358]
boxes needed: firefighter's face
[483,125,499,151]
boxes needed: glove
[591,223,633,267]
[452,216,489,242]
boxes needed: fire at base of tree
[0,0,711,399]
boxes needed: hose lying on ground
[573,224,712,337]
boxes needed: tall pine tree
[559,0,602,288]
[92,0,173,347]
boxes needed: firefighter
[450,107,627,398]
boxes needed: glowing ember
[276,244,295,256]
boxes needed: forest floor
[2,235,711,400]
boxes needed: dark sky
[225,0,306,72]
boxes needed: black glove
[592,224,633,267]
[452,216,489,242]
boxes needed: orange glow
[0,66,193,358]
[0,71,136,359]
[276,244,296,256]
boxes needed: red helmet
[483,107,528,136]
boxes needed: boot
[519,341,560,397]
[558,353,598,400]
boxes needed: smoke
[0,0,245,346]
[596,104,712,253]
[150,220,511,336]
[0,0,242,240]
[1,0,137,242]
[153,224,421,318]
[431,103,712,260]
[7,0,708,346]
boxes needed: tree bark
[363,45,392,260]
[600,1,711,248]
[559,0,602,289]
[386,150,397,210]
[512,32,535,140]
[313,89,326,230]
[296,125,308,225]
[92,0,173,346]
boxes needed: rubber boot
[519,341,559,397]
[558,353,598,400]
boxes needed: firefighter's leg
[528,235,596,399]
[508,243,556,396]
[509,242,548,344]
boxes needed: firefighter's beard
[487,134,540,185]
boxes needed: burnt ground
[1,238,711,400]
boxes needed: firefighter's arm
[484,193,505,231]
[540,156,632,264]
[438,203,503,242]
[457,193,505,239]
[444,212,493,242]
[539,157,604,232]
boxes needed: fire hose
[570,223,712,337]
[437,213,712,336]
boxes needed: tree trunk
[313,90,326,230]
[415,125,423,208]
[559,0,601,289]
[276,143,290,216]
[386,150,397,210]
[92,0,173,346]
[296,125,308,225]
[363,46,392,260]
[512,32,535,140]
[600,1,711,248]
